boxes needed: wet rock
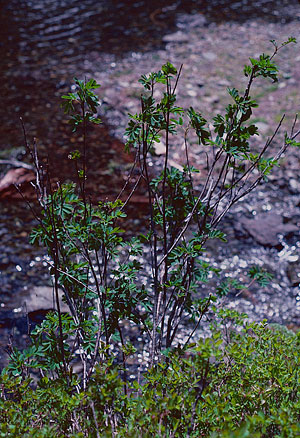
[240,213,299,247]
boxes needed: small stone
[162,31,189,43]
[255,122,269,135]
[217,79,230,87]
[202,52,217,61]
[153,141,166,155]
[187,89,197,97]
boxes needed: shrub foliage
[1,38,300,437]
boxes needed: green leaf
[162,61,177,76]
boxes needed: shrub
[1,313,300,436]
[1,38,300,436]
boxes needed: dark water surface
[1,1,297,74]
[0,0,298,166]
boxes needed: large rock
[23,286,69,313]
[240,213,299,247]
[0,286,70,333]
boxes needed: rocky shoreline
[1,1,300,368]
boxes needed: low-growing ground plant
[1,312,300,436]
[1,38,300,436]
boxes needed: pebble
[153,141,166,155]
[202,52,217,61]
[255,122,269,135]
